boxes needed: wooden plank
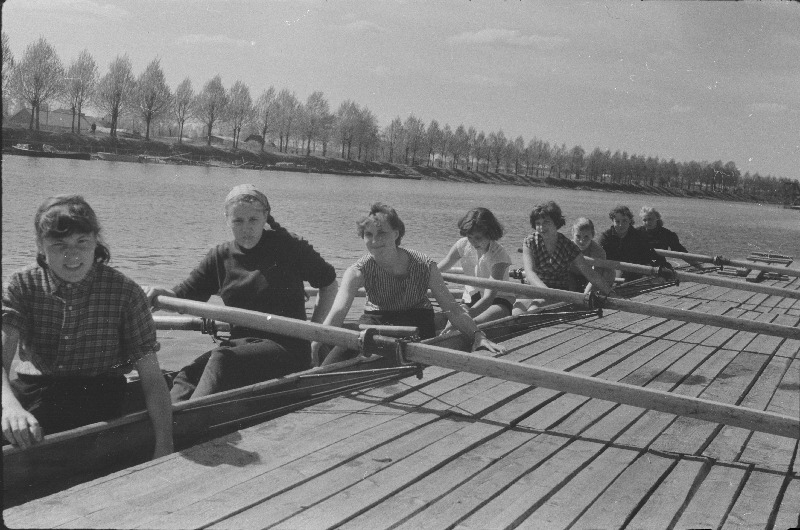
[650,349,773,456]
[338,428,536,529]
[69,406,450,529]
[215,419,504,529]
[443,439,605,530]
[773,475,800,530]
[703,353,794,464]
[671,462,749,529]
[511,446,641,528]
[626,457,709,529]
[4,394,429,529]
[614,346,739,449]
[723,468,787,528]
[564,450,676,530]
[738,358,800,471]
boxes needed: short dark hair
[34,194,111,267]
[356,202,405,245]
[609,205,634,224]
[529,201,566,229]
[458,207,504,240]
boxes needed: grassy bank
[2,126,766,203]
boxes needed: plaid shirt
[2,263,157,376]
[523,232,581,290]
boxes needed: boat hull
[10,146,91,160]
[95,151,142,162]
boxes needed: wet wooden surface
[4,272,799,529]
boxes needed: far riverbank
[1,126,769,204]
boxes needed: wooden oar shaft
[656,249,800,277]
[440,273,800,340]
[376,339,799,439]
[155,297,796,438]
[156,297,363,349]
[585,257,800,300]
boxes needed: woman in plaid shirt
[2,195,173,457]
[519,201,614,310]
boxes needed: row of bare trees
[1,34,792,197]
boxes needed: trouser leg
[191,338,309,399]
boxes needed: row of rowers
[1,185,692,457]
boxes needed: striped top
[2,263,157,376]
[355,248,434,312]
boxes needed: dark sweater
[637,224,688,253]
[598,226,667,281]
[173,229,336,341]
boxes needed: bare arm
[437,242,462,272]
[522,243,548,289]
[572,254,614,295]
[315,267,363,366]
[310,279,338,324]
[428,266,505,354]
[2,326,43,448]
[134,353,174,459]
[468,261,510,316]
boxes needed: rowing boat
[5,269,798,527]
[95,151,143,163]
[2,299,595,508]
[9,143,91,160]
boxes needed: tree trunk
[145,117,152,141]
[77,103,82,134]
[28,105,35,130]
[178,121,184,144]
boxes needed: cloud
[747,102,789,114]
[13,0,129,18]
[175,34,254,48]
[448,29,566,48]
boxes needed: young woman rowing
[315,203,505,366]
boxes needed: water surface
[3,155,797,288]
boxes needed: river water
[3,155,799,288]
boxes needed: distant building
[5,107,93,132]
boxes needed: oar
[656,249,800,278]
[583,257,800,300]
[440,274,800,340]
[153,296,798,439]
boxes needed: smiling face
[39,232,97,283]
[362,215,399,256]
[572,227,594,251]
[612,213,631,237]
[641,212,659,231]
[226,201,268,249]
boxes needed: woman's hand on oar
[472,331,506,354]
[144,286,177,311]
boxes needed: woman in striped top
[316,203,505,366]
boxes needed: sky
[3,0,799,180]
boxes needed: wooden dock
[4,272,799,529]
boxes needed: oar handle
[155,297,363,349]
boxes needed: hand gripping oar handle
[656,249,800,278]
[440,274,800,340]
[584,257,800,300]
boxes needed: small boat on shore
[95,151,142,163]
[9,143,91,160]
